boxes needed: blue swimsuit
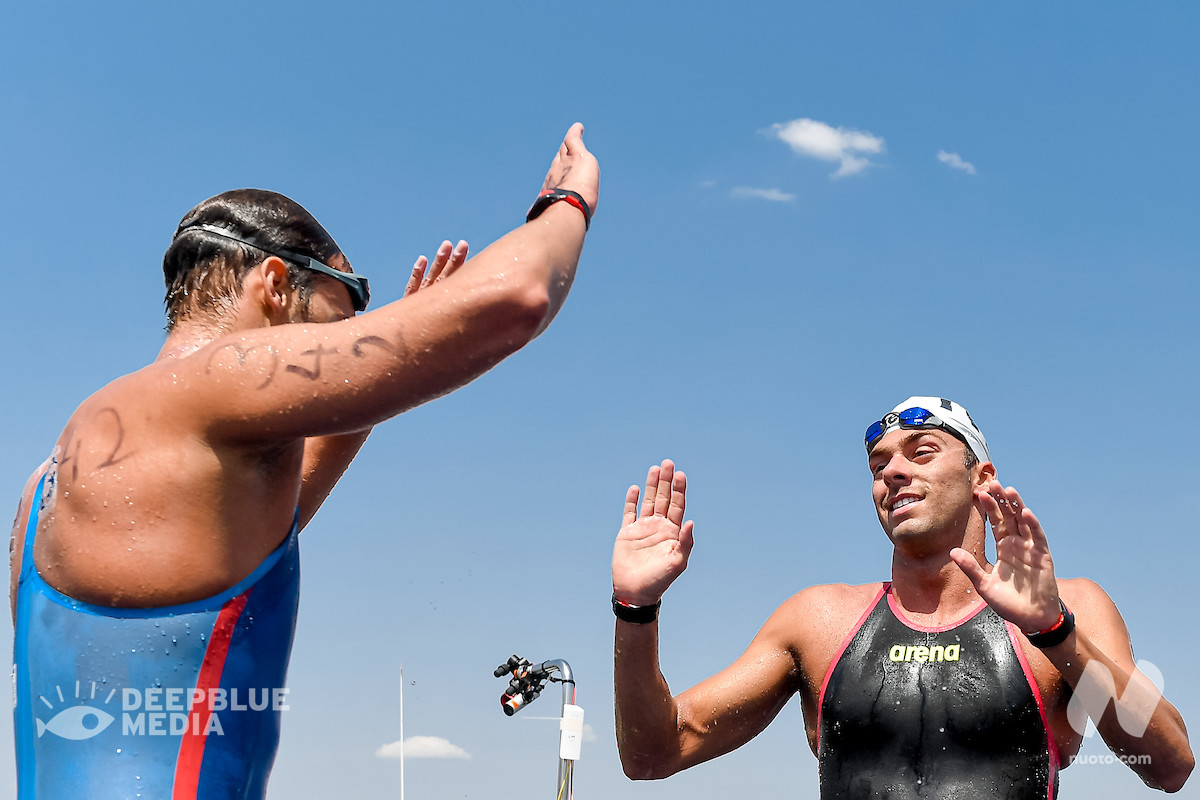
[13,471,301,799]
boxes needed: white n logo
[1066,659,1164,738]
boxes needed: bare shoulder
[766,581,886,727]
[1057,576,1133,655]
[1057,576,1118,611]
[766,581,886,657]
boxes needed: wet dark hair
[162,189,342,329]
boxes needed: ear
[973,460,996,487]
[256,257,294,322]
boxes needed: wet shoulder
[773,582,886,713]
[770,582,886,664]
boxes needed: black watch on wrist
[526,188,592,230]
[1023,599,1075,649]
[612,593,659,624]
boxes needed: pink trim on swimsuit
[815,583,887,749]
[885,583,988,633]
[1005,621,1061,800]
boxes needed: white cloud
[769,118,884,178]
[700,179,717,188]
[730,186,796,203]
[582,723,597,742]
[937,150,976,175]
[375,736,471,760]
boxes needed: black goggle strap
[187,224,370,311]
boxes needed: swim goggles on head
[188,224,370,312]
[864,407,970,454]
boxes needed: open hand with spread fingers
[405,240,470,297]
[612,460,694,608]
[950,479,1063,633]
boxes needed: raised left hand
[405,240,469,296]
[950,479,1063,632]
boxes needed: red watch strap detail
[527,188,592,230]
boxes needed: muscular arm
[611,461,801,779]
[952,482,1193,792]
[161,125,599,445]
[1049,580,1193,792]
[616,607,800,779]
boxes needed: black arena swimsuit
[818,583,1059,800]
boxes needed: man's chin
[883,519,933,545]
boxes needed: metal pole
[399,664,405,800]
[541,659,575,799]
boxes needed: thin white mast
[399,664,405,800]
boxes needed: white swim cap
[865,396,990,463]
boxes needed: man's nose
[881,454,910,486]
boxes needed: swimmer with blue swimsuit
[10,125,600,798]
[611,398,1193,796]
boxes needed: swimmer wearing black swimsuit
[819,583,1058,800]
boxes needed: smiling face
[868,427,993,552]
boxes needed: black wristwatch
[527,188,592,230]
[1023,599,1075,649]
[612,593,659,624]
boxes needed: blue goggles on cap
[864,407,970,453]
[190,224,370,312]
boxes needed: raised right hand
[612,460,694,608]
[539,123,600,215]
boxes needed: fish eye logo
[36,683,118,741]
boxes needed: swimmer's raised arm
[612,460,694,608]
[953,481,1193,791]
[612,461,802,778]
[143,124,598,444]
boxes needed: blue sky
[3,2,1198,798]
